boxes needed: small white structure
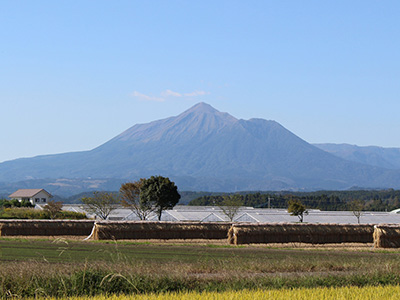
[9,189,52,205]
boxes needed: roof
[9,189,52,198]
[60,204,400,224]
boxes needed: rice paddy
[51,286,400,300]
[2,225,400,298]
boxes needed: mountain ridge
[314,143,400,170]
[1,102,400,195]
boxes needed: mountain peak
[180,102,237,123]
[104,102,238,145]
[184,102,218,114]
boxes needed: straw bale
[91,221,232,240]
[373,225,400,248]
[0,220,95,236]
[228,223,374,245]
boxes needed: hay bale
[227,226,235,245]
[0,220,95,236]
[91,221,232,240]
[373,225,400,248]
[228,223,374,245]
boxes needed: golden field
[51,286,400,300]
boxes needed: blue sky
[1,1,400,163]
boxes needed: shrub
[59,211,87,219]
[0,208,87,219]
[0,207,49,219]
[0,199,34,208]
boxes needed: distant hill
[314,143,400,170]
[0,178,124,199]
[1,102,400,196]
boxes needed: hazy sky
[1,1,400,163]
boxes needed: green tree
[43,200,63,219]
[10,199,21,207]
[288,199,308,222]
[218,194,243,221]
[120,179,154,220]
[21,200,34,208]
[81,191,119,220]
[2,201,12,208]
[140,176,180,221]
[0,199,33,208]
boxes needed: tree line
[188,189,400,212]
[0,176,180,220]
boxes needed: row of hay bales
[92,222,389,247]
[0,220,232,240]
[91,221,232,240]
[0,220,95,236]
[227,223,375,245]
[1,220,400,248]
[373,225,400,248]
[228,223,400,248]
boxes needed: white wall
[31,190,50,204]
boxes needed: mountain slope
[314,143,400,170]
[1,102,400,193]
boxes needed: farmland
[2,238,400,298]
[52,286,400,300]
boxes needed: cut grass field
[1,237,400,298]
[0,238,392,275]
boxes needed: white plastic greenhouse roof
[61,205,400,224]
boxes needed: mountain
[1,102,400,196]
[314,143,400,170]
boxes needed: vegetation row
[0,207,86,220]
[2,267,400,298]
[188,189,400,211]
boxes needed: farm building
[9,189,52,205]
[61,204,400,224]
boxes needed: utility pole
[268,197,273,209]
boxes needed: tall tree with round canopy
[140,176,180,221]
